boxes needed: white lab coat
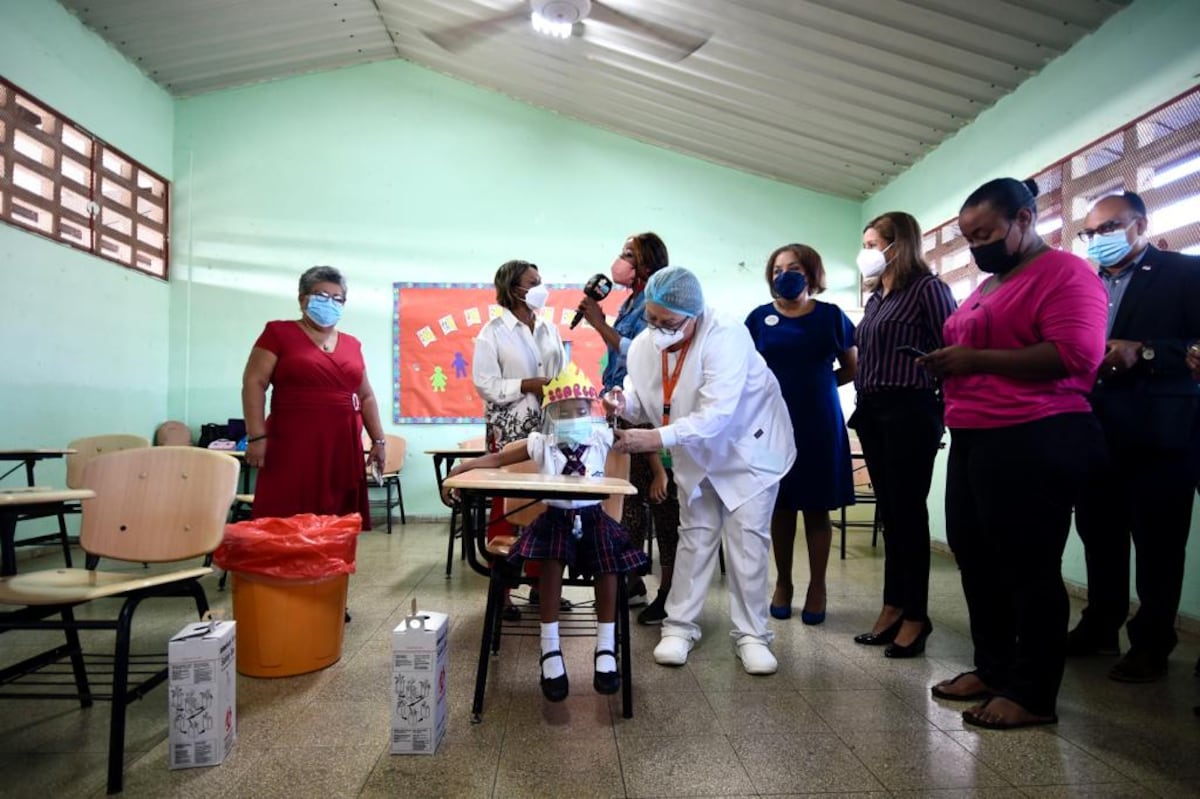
[620,308,796,512]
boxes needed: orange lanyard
[660,338,693,426]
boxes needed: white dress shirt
[525,426,613,509]
[620,307,796,512]
[472,308,565,446]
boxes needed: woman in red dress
[241,266,386,528]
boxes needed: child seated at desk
[446,362,648,701]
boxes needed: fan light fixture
[531,12,572,38]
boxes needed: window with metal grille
[0,77,169,279]
[864,85,1200,305]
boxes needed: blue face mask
[773,270,807,300]
[305,294,343,328]
[555,418,600,447]
[1087,227,1134,268]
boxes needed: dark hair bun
[1022,178,1040,198]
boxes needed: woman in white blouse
[472,259,565,614]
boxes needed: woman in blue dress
[745,244,857,625]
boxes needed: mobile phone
[370,460,383,487]
[896,345,927,359]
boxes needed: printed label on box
[391,611,448,755]
[168,620,237,770]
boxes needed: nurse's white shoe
[735,638,778,675]
[653,635,694,666]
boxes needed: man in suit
[1068,192,1200,683]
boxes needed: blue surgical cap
[645,266,704,317]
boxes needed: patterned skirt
[508,505,650,577]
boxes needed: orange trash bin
[231,571,349,677]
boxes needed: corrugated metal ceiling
[55,0,1130,199]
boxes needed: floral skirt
[508,505,649,577]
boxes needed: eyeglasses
[643,315,689,334]
[1077,219,1134,242]
[310,290,346,305]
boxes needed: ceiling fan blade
[423,6,529,54]
[588,1,710,61]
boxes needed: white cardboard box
[390,611,448,755]
[168,620,237,770]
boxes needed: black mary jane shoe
[540,651,569,702]
[884,620,933,659]
[593,649,621,695]
[854,617,902,646]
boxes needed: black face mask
[970,222,1022,274]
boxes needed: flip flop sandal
[962,697,1057,730]
[931,671,993,701]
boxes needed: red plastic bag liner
[214,513,361,580]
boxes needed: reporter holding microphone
[577,232,681,625]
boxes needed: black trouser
[946,413,1104,716]
[1074,440,1198,659]
[850,389,943,622]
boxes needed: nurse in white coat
[606,266,796,674]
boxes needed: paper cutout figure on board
[452,352,468,378]
[430,366,448,392]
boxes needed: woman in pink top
[920,178,1107,730]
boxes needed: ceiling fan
[423,0,710,62]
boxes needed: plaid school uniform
[507,429,648,577]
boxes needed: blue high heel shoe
[769,584,793,620]
[800,608,826,625]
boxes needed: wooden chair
[365,434,407,532]
[17,434,151,569]
[0,447,239,795]
[470,447,634,723]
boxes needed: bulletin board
[393,283,627,423]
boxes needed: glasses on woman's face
[643,314,688,334]
[309,290,346,305]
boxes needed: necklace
[300,318,336,352]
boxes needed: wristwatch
[372,438,387,446]
[1139,344,1155,362]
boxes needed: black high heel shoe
[854,617,902,646]
[884,620,933,659]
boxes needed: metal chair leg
[471,572,505,723]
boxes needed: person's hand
[577,296,606,328]
[649,468,668,503]
[245,438,266,468]
[1101,339,1142,375]
[520,377,550,399]
[1187,343,1200,379]
[602,387,626,417]
[918,345,978,377]
[369,441,386,475]
[613,427,662,454]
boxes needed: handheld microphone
[569,274,613,329]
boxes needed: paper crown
[542,362,598,407]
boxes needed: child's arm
[442,440,531,503]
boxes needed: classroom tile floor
[2,508,1199,798]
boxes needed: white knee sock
[540,622,564,679]
[595,622,616,673]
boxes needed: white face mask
[856,244,891,279]
[522,283,550,311]
[651,326,687,352]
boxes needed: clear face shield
[542,397,609,448]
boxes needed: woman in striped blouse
[849,212,957,658]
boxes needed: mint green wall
[170,58,861,518]
[861,0,1200,621]
[0,0,174,532]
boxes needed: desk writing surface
[425,448,487,456]
[443,468,636,495]
[0,449,76,456]
[0,488,95,505]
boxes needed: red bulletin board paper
[393,283,628,423]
